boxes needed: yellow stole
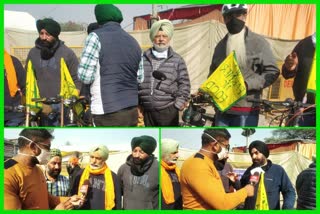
[161,160,180,204]
[78,163,115,210]
[4,50,19,97]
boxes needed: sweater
[180,153,248,210]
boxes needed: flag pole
[60,98,64,127]
[25,106,30,127]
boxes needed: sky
[4,128,159,151]
[4,128,278,151]
[4,4,186,31]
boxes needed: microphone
[153,71,167,90]
[80,179,89,199]
[249,171,260,186]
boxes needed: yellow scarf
[4,50,19,97]
[161,160,180,204]
[255,172,269,210]
[78,163,115,210]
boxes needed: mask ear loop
[203,132,218,143]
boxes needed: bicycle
[247,98,315,127]
[180,93,215,127]
[28,96,91,127]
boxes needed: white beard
[226,28,247,68]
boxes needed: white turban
[149,19,174,41]
[161,138,179,157]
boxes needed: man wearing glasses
[180,128,254,210]
[4,128,82,210]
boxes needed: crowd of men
[4,4,316,127]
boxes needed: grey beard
[153,44,169,52]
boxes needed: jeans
[215,111,259,127]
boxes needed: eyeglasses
[217,141,230,151]
[35,142,51,151]
[19,135,51,151]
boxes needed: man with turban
[25,18,82,126]
[138,19,190,126]
[117,135,159,209]
[44,148,69,196]
[78,4,142,126]
[240,140,295,210]
[160,138,182,210]
[70,145,122,210]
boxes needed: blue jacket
[94,22,141,114]
[240,160,296,210]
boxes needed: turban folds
[149,19,174,41]
[36,18,61,38]
[161,138,179,157]
[131,135,157,155]
[249,140,270,158]
[50,148,62,159]
[95,4,123,25]
[90,145,109,160]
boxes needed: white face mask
[217,146,228,160]
[34,144,51,165]
[201,133,229,160]
[19,135,51,165]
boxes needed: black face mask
[226,17,245,34]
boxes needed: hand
[226,172,238,183]
[54,198,74,210]
[70,194,85,207]
[244,184,255,197]
[284,52,298,71]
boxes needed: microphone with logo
[80,179,90,199]
[249,172,260,186]
[72,179,89,208]
[249,167,264,186]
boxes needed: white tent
[4,10,37,31]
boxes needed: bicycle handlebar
[247,98,314,109]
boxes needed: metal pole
[151,4,158,25]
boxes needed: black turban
[249,140,270,158]
[36,18,61,38]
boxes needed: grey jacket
[26,40,81,98]
[138,47,190,111]
[209,27,280,115]
[117,155,159,210]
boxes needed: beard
[39,39,55,48]
[226,28,247,68]
[47,168,61,178]
[214,158,227,171]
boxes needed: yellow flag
[26,60,42,110]
[60,58,79,99]
[200,51,246,112]
[255,173,269,210]
[306,53,316,93]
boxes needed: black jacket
[296,162,316,209]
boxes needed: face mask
[34,144,51,165]
[217,146,228,160]
[153,43,169,53]
[226,17,245,34]
[19,135,50,165]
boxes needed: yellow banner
[306,53,316,93]
[60,58,79,99]
[255,173,269,210]
[200,51,246,112]
[26,60,42,110]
